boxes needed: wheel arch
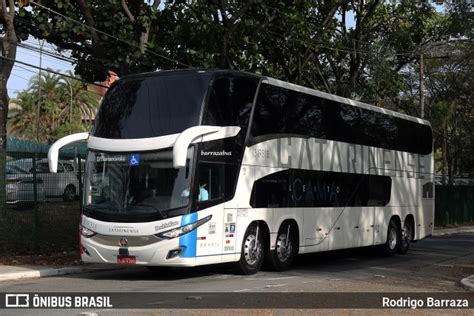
[381,214,402,245]
[276,219,300,255]
[390,215,402,229]
[249,220,271,252]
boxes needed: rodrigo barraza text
[382,296,469,309]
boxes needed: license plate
[117,256,136,264]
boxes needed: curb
[432,227,474,236]
[0,266,120,283]
[461,275,474,292]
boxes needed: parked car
[5,165,46,206]
[8,158,80,201]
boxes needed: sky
[8,40,73,98]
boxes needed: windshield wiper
[83,205,118,213]
[129,203,167,218]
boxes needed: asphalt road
[2,233,473,314]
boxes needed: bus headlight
[155,215,212,239]
[80,225,97,238]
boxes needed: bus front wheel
[234,223,264,275]
[265,222,297,271]
[382,219,401,256]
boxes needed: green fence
[0,148,84,257]
[435,185,474,226]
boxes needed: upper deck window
[251,84,432,155]
[93,73,212,139]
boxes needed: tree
[425,40,474,183]
[8,0,474,182]
[7,70,99,143]
[20,0,169,82]
[0,0,21,207]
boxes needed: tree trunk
[442,122,450,185]
[0,77,7,208]
[0,0,18,209]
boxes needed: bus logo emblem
[119,238,128,247]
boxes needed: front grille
[90,234,162,247]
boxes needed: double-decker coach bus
[49,70,434,274]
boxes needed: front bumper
[80,234,197,267]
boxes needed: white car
[8,159,80,201]
[5,165,46,206]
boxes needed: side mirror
[173,126,241,168]
[48,133,89,173]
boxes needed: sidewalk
[0,225,473,285]
[432,225,474,236]
[0,264,121,282]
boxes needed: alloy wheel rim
[276,233,292,262]
[244,234,261,265]
[389,227,397,250]
[402,224,412,245]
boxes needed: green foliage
[424,39,474,181]
[7,71,99,143]
[5,1,473,178]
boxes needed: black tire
[234,223,264,275]
[264,222,298,271]
[382,219,401,256]
[63,184,76,202]
[398,218,414,254]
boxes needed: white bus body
[49,70,434,274]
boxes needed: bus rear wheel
[382,219,401,256]
[234,223,264,275]
[398,219,414,254]
[265,222,297,271]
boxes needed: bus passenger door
[194,162,227,261]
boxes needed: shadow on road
[64,246,408,282]
[62,234,474,282]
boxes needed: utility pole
[35,40,44,141]
[33,39,44,253]
[420,51,425,119]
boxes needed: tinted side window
[250,84,288,138]
[250,170,391,208]
[250,170,290,208]
[203,77,258,131]
[250,83,432,155]
[196,162,239,210]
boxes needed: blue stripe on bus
[179,212,198,258]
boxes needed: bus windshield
[83,148,194,221]
[93,72,212,139]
